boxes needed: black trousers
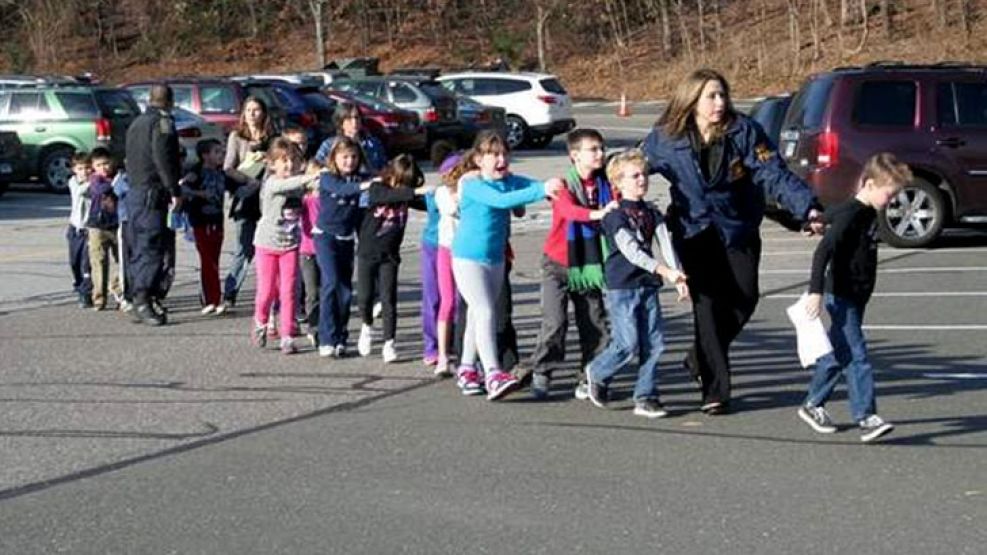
[454,261,519,372]
[126,187,171,306]
[678,227,761,405]
[357,252,400,342]
[527,255,608,381]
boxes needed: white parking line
[863,325,987,330]
[920,372,987,379]
[762,266,987,274]
[765,291,987,299]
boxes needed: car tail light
[178,127,201,138]
[95,118,112,142]
[299,111,318,128]
[423,107,439,123]
[816,131,839,168]
[537,95,557,105]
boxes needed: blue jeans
[315,235,355,347]
[588,287,664,401]
[224,218,257,303]
[804,294,876,422]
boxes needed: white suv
[437,72,575,149]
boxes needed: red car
[324,89,427,156]
[124,79,246,135]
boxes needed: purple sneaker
[485,370,520,401]
[457,367,484,396]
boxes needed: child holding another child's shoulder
[797,152,913,443]
[584,149,689,419]
[250,138,319,354]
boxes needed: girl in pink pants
[251,138,319,354]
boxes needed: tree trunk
[757,0,767,78]
[673,0,693,64]
[810,0,821,63]
[959,0,971,36]
[847,0,869,55]
[697,0,706,57]
[309,0,327,69]
[535,3,551,72]
[659,0,672,57]
[880,0,891,39]
[787,0,800,75]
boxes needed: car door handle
[34,127,46,132]
[936,137,966,148]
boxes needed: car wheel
[525,134,553,149]
[41,146,75,194]
[877,178,946,248]
[504,116,527,150]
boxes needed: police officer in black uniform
[125,84,182,326]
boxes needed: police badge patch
[754,143,775,163]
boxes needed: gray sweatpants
[452,258,505,373]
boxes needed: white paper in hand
[786,293,834,368]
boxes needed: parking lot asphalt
[0,108,984,553]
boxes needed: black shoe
[152,299,168,315]
[133,303,166,326]
[78,294,94,309]
[684,350,702,388]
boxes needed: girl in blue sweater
[315,137,371,358]
[451,131,562,400]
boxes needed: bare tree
[673,0,693,64]
[847,0,870,55]
[959,0,972,36]
[697,0,706,56]
[534,0,559,72]
[787,0,800,75]
[308,0,329,69]
[879,0,891,39]
[657,0,672,57]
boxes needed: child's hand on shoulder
[415,184,436,196]
[805,293,823,319]
[543,177,564,200]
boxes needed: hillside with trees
[1,0,985,98]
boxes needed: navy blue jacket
[313,133,388,174]
[641,114,817,247]
[318,172,368,237]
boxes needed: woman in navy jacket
[641,69,824,415]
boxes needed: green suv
[0,85,139,192]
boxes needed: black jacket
[809,199,879,306]
[125,107,181,201]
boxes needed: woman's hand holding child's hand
[804,293,823,319]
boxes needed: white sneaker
[434,356,452,377]
[372,302,383,319]
[318,345,334,358]
[358,324,373,357]
[382,340,397,363]
[859,415,894,443]
[201,304,217,315]
[334,344,346,357]
[215,302,228,315]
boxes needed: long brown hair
[658,68,737,141]
[444,130,505,191]
[236,96,275,142]
[325,137,364,176]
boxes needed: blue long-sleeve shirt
[641,114,818,247]
[451,174,545,264]
[317,171,368,238]
[313,133,388,174]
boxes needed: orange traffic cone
[617,93,632,117]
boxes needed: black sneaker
[859,415,894,443]
[701,400,729,416]
[633,398,668,418]
[797,405,837,434]
[133,303,165,326]
[78,294,93,309]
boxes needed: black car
[0,130,26,196]
[749,94,792,145]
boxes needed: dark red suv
[780,62,987,247]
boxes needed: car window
[938,82,987,127]
[853,81,916,126]
[95,90,138,118]
[539,78,567,95]
[200,85,238,113]
[245,86,278,109]
[492,79,531,95]
[353,81,382,97]
[5,92,44,118]
[783,76,834,131]
[172,85,194,111]
[439,80,460,94]
[56,92,99,118]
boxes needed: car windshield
[95,89,139,118]
[329,89,401,112]
[418,82,455,101]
